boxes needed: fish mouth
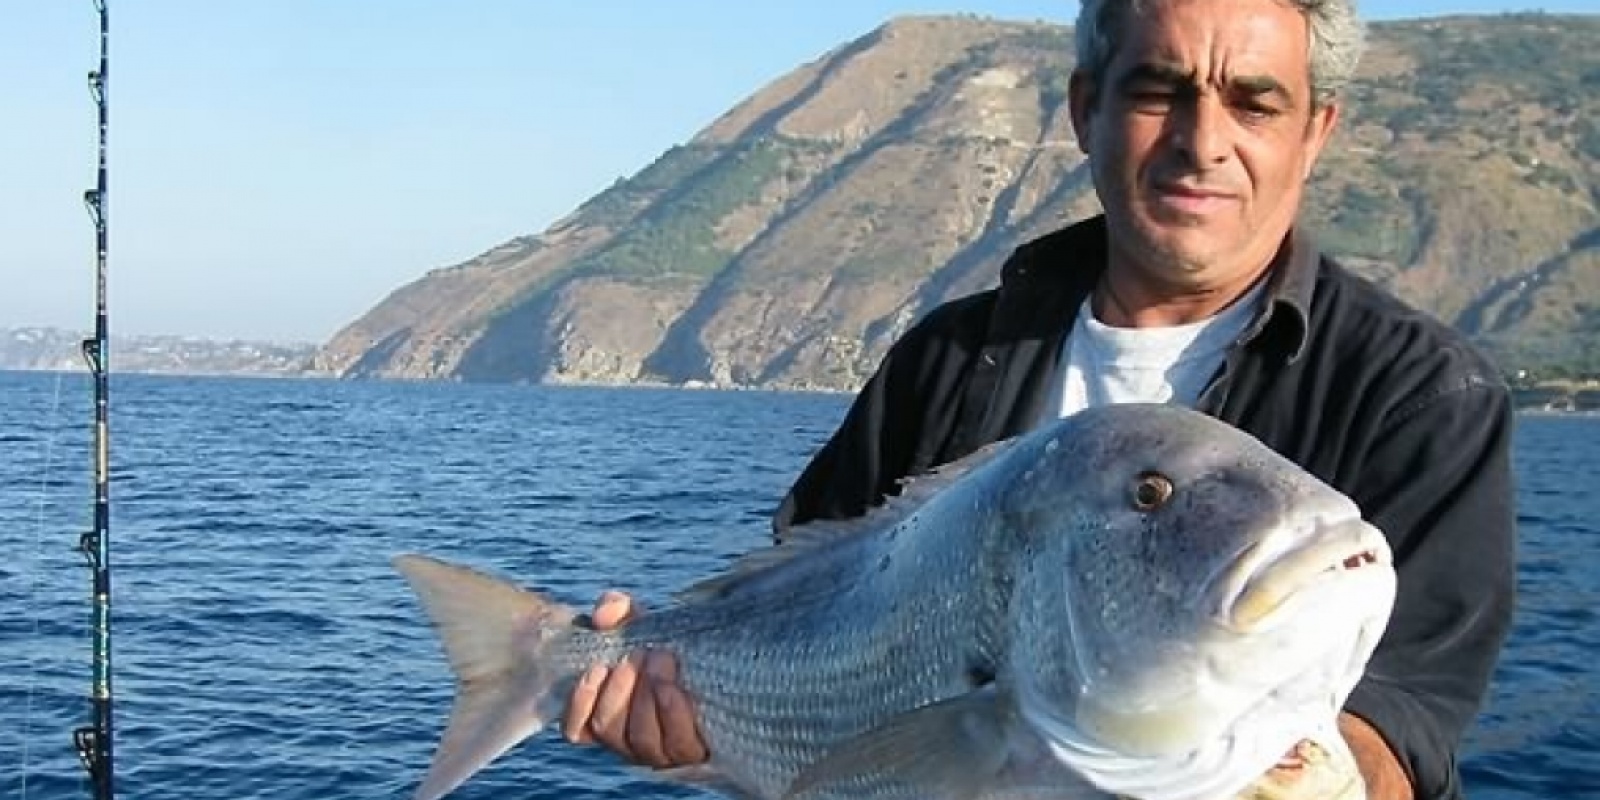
[1214,514,1391,632]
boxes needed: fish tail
[393,553,583,800]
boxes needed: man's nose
[1169,95,1232,167]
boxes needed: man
[561,0,1518,798]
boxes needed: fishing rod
[74,0,116,798]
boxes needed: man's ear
[1301,100,1341,179]
[1068,70,1098,155]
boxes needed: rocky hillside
[314,12,1600,390]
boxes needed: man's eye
[1232,98,1282,120]
[1126,89,1175,108]
[1239,106,1279,122]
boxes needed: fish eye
[1132,471,1174,511]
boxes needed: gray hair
[1073,0,1366,108]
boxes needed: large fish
[394,403,1396,800]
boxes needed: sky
[1,1,1588,344]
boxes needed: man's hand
[1233,714,1414,800]
[1338,712,1414,800]
[560,591,710,769]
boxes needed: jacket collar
[996,214,1317,362]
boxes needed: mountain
[313,12,1600,390]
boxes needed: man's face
[1069,0,1339,290]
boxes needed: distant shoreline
[9,367,1597,413]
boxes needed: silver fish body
[395,403,1396,800]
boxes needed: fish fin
[671,538,845,603]
[676,437,1023,604]
[882,435,1019,506]
[393,554,580,800]
[782,690,1018,800]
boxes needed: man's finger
[625,650,670,767]
[652,654,709,765]
[593,591,637,629]
[562,664,608,744]
[588,652,644,756]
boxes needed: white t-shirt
[1051,281,1267,418]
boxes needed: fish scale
[550,532,1005,798]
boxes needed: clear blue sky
[1,1,1586,343]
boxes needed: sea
[1,370,1595,800]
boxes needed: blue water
[1,371,1595,800]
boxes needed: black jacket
[773,215,1517,800]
